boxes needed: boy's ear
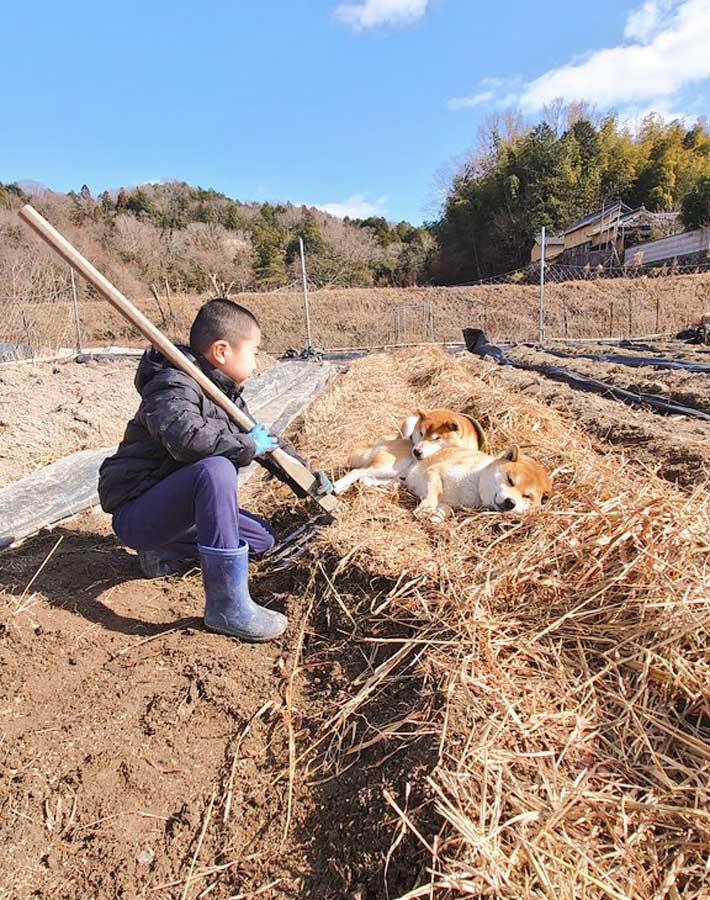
[400,415,419,439]
[499,445,519,462]
[208,339,229,364]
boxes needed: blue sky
[2,0,709,224]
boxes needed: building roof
[533,233,564,245]
[588,206,680,237]
[563,202,632,235]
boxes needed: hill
[0,180,434,300]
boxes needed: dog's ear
[500,445,519,462]
[444,420,459,432]
[400,415,419,439]
[416,407,427,419]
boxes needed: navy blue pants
[112,456,275,561]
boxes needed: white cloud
[617,99,695,127]
[335,0,428,31]
[312,193,389,218]
[458,1,710,118]
[624,0,673,42]
[519,0,710,112]
[448,90,495,110]
[448,76,522,113]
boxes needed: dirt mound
[0,357,138,486]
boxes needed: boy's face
[206,326,261,385]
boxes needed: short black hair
[189,298,260,354]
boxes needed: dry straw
[280,347,709,899]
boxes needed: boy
[98,298,289,643]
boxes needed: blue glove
[249,422,279,458]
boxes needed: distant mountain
[16,179,52,197]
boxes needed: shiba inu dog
[406,445,552,523]
[333,407,485,495]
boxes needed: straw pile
[282,347,710,898]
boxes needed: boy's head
[190,298,261,384]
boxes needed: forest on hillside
[432,109,710,281]
[0,181,433,299]
[3,110,710,297]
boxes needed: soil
[0,503,431,899]
[506,344,710,415]
[0,357,138,487]
[547,338,710,364]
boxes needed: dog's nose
[502,498,516,511]
[413,448,422,459]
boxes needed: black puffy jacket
[99,346,282,513]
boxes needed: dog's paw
[413,500,436,518]
[429,507,447,525]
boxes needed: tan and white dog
[333,407,485,495]
[406,445,552,522]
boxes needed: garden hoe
[18,204,341,560]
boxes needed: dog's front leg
[334,466,397,494]
[413,471,443,518]
[333,468,368,495]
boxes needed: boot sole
[204,621,286,643]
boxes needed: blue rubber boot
[199,542,287,642]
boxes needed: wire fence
[1,258,709,363]
[0,282,81,361]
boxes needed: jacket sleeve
[140,372,257,468]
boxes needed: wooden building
[531,203,681,267]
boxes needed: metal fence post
[70,267,83,355]
[538,226,546,343]
[298,238,313,353]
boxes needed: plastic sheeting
[525,344,710,375]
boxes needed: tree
[251,204,287,286]
[0,181,28,209]
[681,175,710,230]
[286,210,324,263]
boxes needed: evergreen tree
[252,204,287,286]
[681,175,710,229]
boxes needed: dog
[405,445,552,523]
[333,407,485,495]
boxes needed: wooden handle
[18,204,339,514]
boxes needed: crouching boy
[98,299,287,643]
